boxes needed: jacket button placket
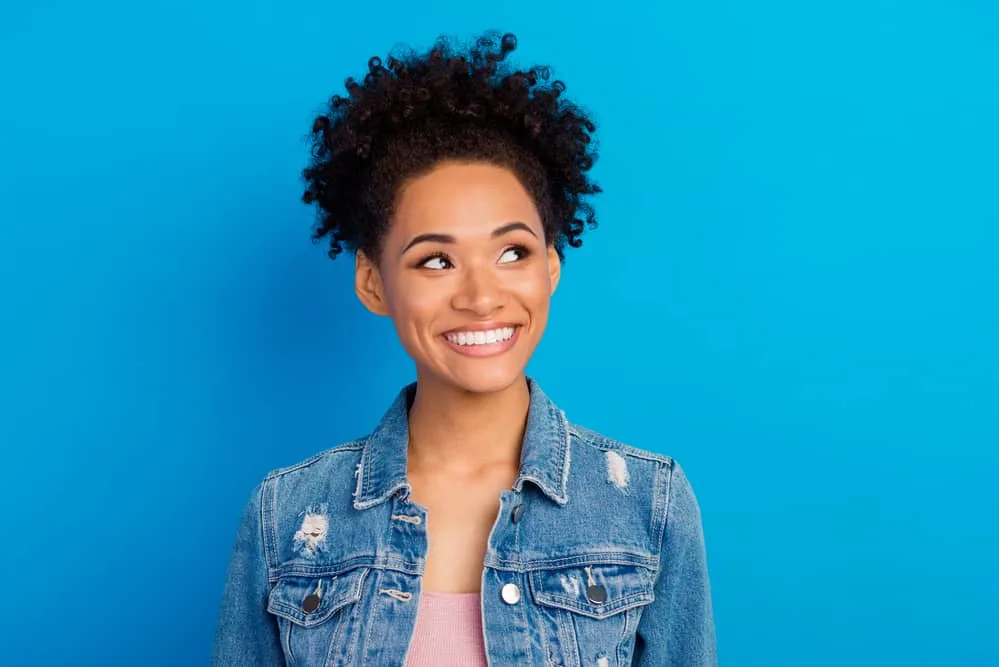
[358,494,427,665]
[481,490,534,665]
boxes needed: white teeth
[446,327,516,346]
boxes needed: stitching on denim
[568,425,674,465]
[514,575,534,666]
[651,461,672,568]
[360,569,383,665]
[324,568,368,666]
[275,556,422,578]
[379,588,412,602]
[265,441,365,480]
[559,409,572,503]
[557,605,579,667]
[263,477,280,582]
[486,552,658,572]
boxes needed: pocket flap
[529,562,655,620]
[267,567,369,627]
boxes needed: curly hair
[301,31,601,262]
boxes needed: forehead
[391,161,542,237]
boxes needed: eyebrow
[400,221,537,256]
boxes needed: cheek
[513,265,555,311]
[386,279,446,328]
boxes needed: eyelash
[417,251,454,270]
[504,244,531,262]
[415,245,532,270]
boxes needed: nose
[451,263,505,316]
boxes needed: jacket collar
[353,377,571,509]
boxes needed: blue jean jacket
[212,379,716,665]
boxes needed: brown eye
[420,253,453,270]
[498,245,530,264]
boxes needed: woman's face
[355,161,560,395]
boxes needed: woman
[212,31,716,666]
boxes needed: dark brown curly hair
[301,31,601,262]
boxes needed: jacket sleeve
[634,462,717,666]
[211,479,285,666]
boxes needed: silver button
[501,583,521,604]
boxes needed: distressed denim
[212,379,716,666]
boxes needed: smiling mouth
[444,326,516,346]
[441,325,521,357]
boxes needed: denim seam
[533,586,553,667]
[533,591,654,619]
[568,426,674,466]
[618,606,640,665]
[360,569,384,666]
[560,410,572,503]
[516,571,535,667]
[325,567,369,666]
[559,608,580,667]
[265,441,365,480]
[651,461,672,583]
[486,552,657,572]
[365,442,372,502]
[279,616,294,664]
[262,477,279,581]
[276,558,423,578]
[268,570,368,625]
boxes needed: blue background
[2,1,997,664]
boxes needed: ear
[355,251,391,316]
[547,245,562,296]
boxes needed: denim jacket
[212,379,716,666]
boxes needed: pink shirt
[405,592,488,667]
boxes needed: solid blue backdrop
[1,1,996,665]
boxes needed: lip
[440,324,522,358]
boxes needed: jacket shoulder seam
[263,440,366,480]
[568,424,676,467]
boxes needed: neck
[406,373,530,475]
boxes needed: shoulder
[245,441,370,567]
[262,440,366,482]
[564,420,699,536]
[563,418,678,505]
[568,422,676,468]
[253,440,368,511]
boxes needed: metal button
[501,583,522,605]
[511,504,524,524]
[302,593,321,613]
[586,584,607,604]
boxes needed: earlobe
[355,251,390,316]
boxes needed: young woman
[212,31,716,667]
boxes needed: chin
[437,363,528,396]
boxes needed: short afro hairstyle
[301,31,601,262]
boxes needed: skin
[354,160,561,593]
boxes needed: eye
[418,252,453,270]
[499,245,531,264]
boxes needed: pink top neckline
[404,591,487,667]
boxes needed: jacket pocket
[529,562,655,667]
[267,567,370,666]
